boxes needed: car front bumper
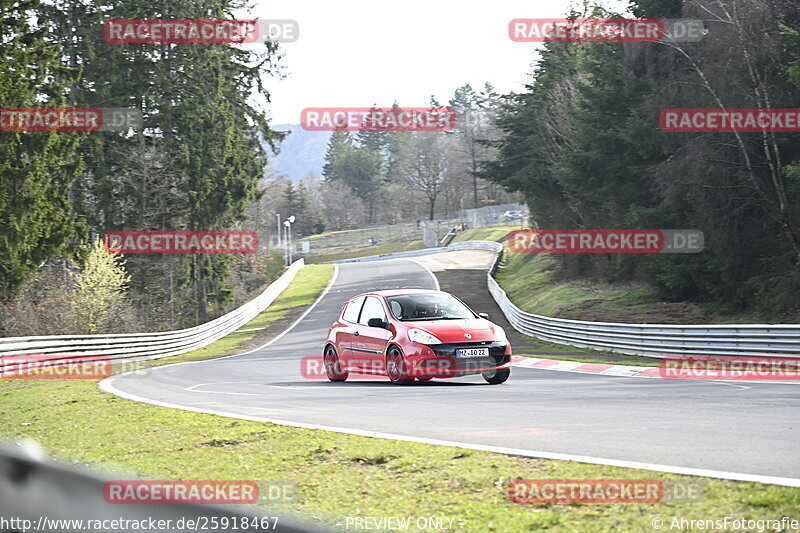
[407,341,511,378]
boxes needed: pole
[284,224,289,266]
[288,221,293,264]
[276,214,282,249]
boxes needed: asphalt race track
[102,257,800,486]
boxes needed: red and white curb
[511,356,661,378]
[509,356,800,383]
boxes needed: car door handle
[353,331,360,336]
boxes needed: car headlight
[408,328,443,345]
[494,326,508,344]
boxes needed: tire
[482,367,510,385]
[386,346,414,385]
[324,345,348,382]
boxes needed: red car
[323,289,512,384]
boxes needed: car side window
[342,296,365,324]
[358,296,386,326]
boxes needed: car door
[337,296,365,368]
[351,296,391,374]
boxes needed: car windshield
[385,293,475,321]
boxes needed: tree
[356,105,393,154]
[323,142,384,223]
[320,180,364,230]
[0,0,86,299]
[71,238,132,333]
[281,182,324,237]
[395,132,449,220]
[322,130,354,180]
[448,83,502,208]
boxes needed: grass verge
[451,225,518,243]
[302,240,427,264]
[496,251,658,319]
[299,224,417,246]
[2,264,798,532]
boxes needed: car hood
[409,319,498,343]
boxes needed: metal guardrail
[329,239,800,359]
[488,274,800,358]
[477,243,800,359]
[0,260,305,369]
[0,441,327,533]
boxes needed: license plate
[456,348,489,358]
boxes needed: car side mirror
[478,313,489,319]
[367,318,388,329]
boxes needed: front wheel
[324,345,348,382]
[482,367,510,385]
[386,347,414,385]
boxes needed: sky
[238,0,632,125]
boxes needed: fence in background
[298,203,528,257]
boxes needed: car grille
[427,342,509,372]
[430,341,506,356]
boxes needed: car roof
[351,288,446,298]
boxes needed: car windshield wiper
[404,316,468,321]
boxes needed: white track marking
[709,381,751,390]
[98,378,800,488]
[185,382,262,396]
[265,385,330,390]
[406,259,440,290]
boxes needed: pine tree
[356,105,392,153]
[0,0,86,299]
[322,130,353,180]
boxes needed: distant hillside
[266,124,331,182]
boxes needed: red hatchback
[323,289,512,384]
